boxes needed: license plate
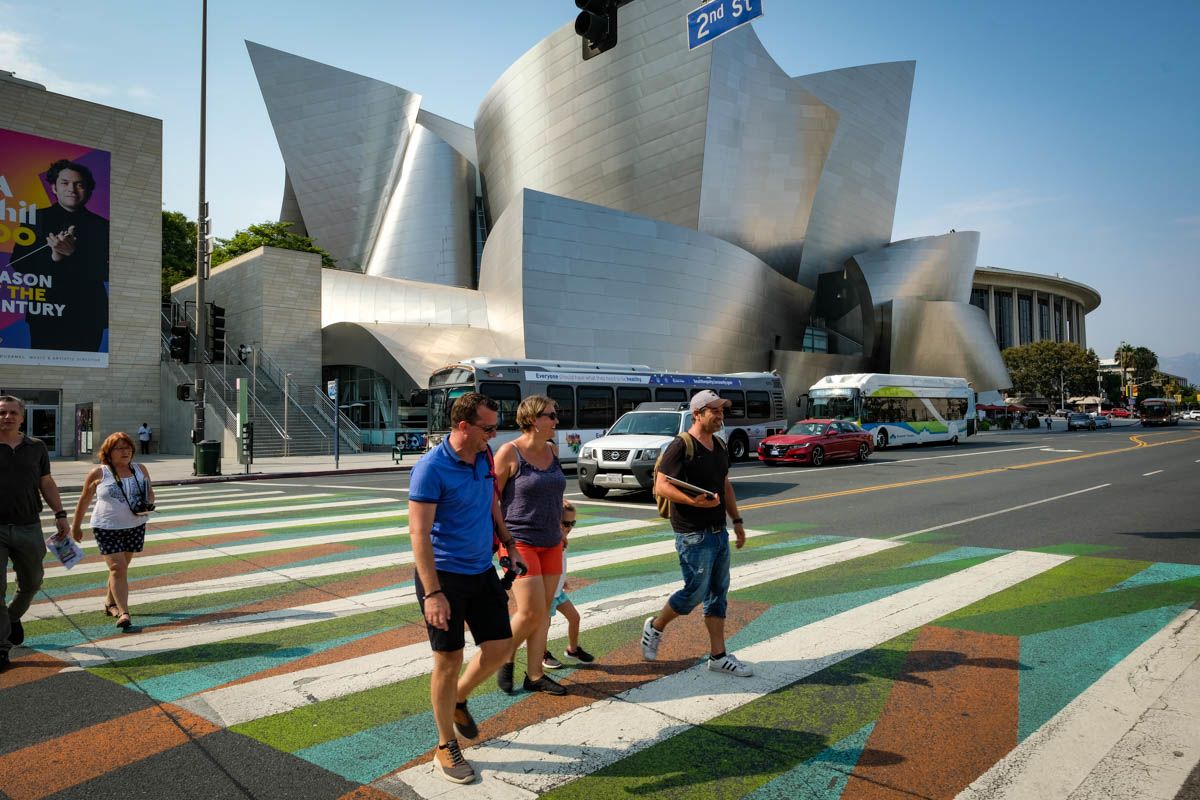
[595,473,632,486]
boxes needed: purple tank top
[501,444,566,547]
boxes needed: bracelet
[731,517,744,525]
[424,589,445,600]
[54,511,68,519]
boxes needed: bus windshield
[428,386,470,432]
[607,412,682,437]
[809,394,857,420]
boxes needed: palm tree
[1114,342,1134,399]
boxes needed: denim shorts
[667,526,731,618]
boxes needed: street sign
[687,0,762,50]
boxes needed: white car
[1183,409,1200,421]
[576,403,726,498]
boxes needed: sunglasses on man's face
[471,422,498,434]
[562,520,577,528]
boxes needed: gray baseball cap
[690,389,732,413]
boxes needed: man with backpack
[643,390,751,677]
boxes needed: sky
[3,0,1197,366]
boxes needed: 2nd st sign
[687,0,762,50]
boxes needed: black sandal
[116,613,132,629]
[104,604,119,617]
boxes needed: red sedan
[1106,408,1132,418]
[757,419,873,466]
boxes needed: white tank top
[90,464,149,529]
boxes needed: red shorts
[504,540,563,578]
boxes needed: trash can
[194,440,221,476]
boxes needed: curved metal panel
[884,299,1012,392]
[321,269,489,329]
[365,124,475,287]
[852,231,980,304]
[247,41,420,271]
[794,61,916,289]
[323,322,506,391]
[478,190,813,373]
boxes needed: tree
[1002,341,1100,403]
[211,221,336,269]
[162,210,197,295]
[1130,346,1158,385]
[1114,341,1135,394]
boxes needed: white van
[575,403,726,498]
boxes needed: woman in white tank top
[70,431,156,630]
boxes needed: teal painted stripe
[1106,562,1200,592]
[904,546,1009,568]
[744,722,876,800]
[1018,602,1192,739]
[294,690,524,783]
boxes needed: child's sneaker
[641,616,662,661]
[542,650,565,670]
[708,652,753,677]
[433,739,476,784]
[562,645,595,664]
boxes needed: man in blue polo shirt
[408,392,525,785]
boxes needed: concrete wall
[0,79,162,457]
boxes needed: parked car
[1182,409,1200,421]
[576,403,727,498]
[1093,414,1112,428]
[757,419,872,466]
[1066,412,1096,431]
[1107,408,1133,418]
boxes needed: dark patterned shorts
[93,524,147,556]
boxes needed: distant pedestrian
[137,422,152,455]
[408,392,525,785]
[1,395,72,671]
[1046,416,1052,430]
[71,432,156,630]
[542,500,594,671]
[643,390,751,677]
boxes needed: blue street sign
[687,0,762,50]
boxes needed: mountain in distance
[1159,353,1200,386]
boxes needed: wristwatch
[54,510,68,519]
[731,517,744,525]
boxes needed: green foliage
[211,220,337,269]
[979,418,991,431]
[1002,341,1100,399]
[161,210,197,295]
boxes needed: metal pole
[193,0,208,453]
[284,373,290,458]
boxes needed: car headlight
[581,447,593,459]
[791,442,811,449]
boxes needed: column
[1045,292,1055,341]
[1012,287,1020,347]
[1079,306,1087,349]
[987,285,996,338]
[1032,289,1040,342]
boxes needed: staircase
[161,304,362,458]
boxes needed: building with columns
[970,267,1101,352]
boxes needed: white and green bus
[427,358,787,462]
[803,373,975,450]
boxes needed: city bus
[427,358,787,462]
[802,373,974,449]
[1138,398,1179,426]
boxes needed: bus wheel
[729,432,749,461]
[810,446,825,467]
[856,442,870,462]
[876,429,889,450]
[579,481,608,499]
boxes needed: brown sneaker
[453,701,478,739]
[433,739,476,784]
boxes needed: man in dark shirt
[0,395,71,670]
[643,389,751,677]
[8,159,109,353]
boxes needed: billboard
[0,128,111,367]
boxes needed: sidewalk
[48,450,417,491]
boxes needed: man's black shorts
[416,567,512,652]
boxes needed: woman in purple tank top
[493,394,568,696]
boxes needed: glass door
[27,405,59,456]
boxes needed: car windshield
[606,412,682,437]
[787,422,827,436]
[1069,414,1088,420]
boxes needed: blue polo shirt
[408,437,495,574]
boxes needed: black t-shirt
[657,434,728,533]
[0,436,51,525]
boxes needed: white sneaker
[641,616,662,661]
[708,653,752,677]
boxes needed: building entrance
[27,405,59,456]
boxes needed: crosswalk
[5,482,1200,800]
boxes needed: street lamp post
[283,372,292,457]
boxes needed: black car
[1066,412,1095,431]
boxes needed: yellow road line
[740,431,1200,512]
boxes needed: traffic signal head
[169,324,191,363]
[209,303,227,363]
[576,0,617,59]
[240,421,254,458]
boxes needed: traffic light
[209,303,226,363]
[241,421,254,460]
[576,0,617,59]
[169,324,191,363]
[176,383,192,401]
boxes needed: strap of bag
[111,464,146,512]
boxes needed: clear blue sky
[3,1,1197,364]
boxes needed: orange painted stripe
[336,787,401,800]
[0,650,70,690]
[0,705,219,800]
[842,625,1020,800]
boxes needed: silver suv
[576,403,726,498]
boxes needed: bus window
[547,385,575,428]
[655,388,686,404]
[578,386,616,428]
[428,387,470,431]
[746,391,771,420]
[617,387,652,414]
[479,382,521,430]
[720,390,746,419]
